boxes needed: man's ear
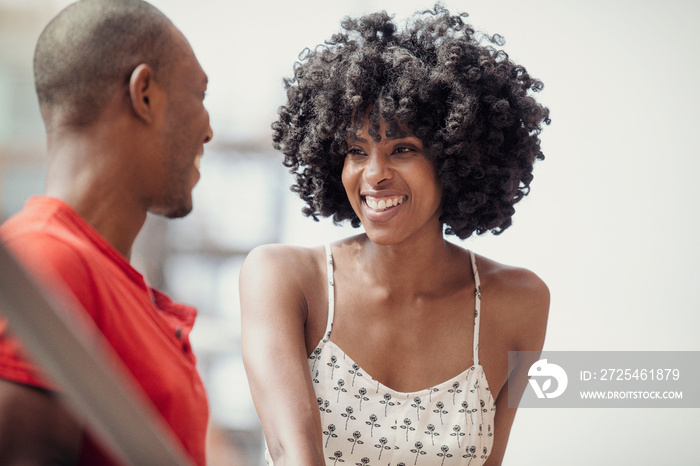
[129,64,158,123]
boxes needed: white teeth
[365,196,405,212]
[194,155,201,170]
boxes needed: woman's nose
[364,151,392,186]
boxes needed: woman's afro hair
[272,4,550,239]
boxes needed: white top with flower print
[287,245,496,466]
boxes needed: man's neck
[43,134,147,260]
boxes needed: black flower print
[458,401,470,425]
[365,414,380,437]
[410,397,425,421]
[424,424,440,446]
[398,418,415,441]
[318,398,333,413]
[481,446,489,460]
[347,431,364,454]
[450,425,465,448]
[313,369,320,384]
[324,424,338,447]
[437,445,452,466]
[349,363,363,386]
[342,406,356,430]
[310,347,323,372]
[335,379,347,402]
[355,387,369,411]
[374,437,390,460]
[410,441,427,465]
[329,450,345,465]
[355,458,370,466]
[463,445,477,465]
[433,401,448,425]
[328,355,339,379]
[380,393,395,417]
[448,381,462,405]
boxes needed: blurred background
[1,0,699,464]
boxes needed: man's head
[34,0,172,128]
[35,0,213,219]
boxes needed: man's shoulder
[1,197,85,248]
[2,211,92,274]
[1,202,104,309]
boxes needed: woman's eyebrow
[346,134,368,144]
[347,132,420,143]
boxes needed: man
[0,0,213,464]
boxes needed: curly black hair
[272,4,550,239]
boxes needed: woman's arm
[484,269,550,466]
[240,245,325,466]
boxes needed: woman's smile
[361,194,408,223]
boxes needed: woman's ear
[129,64,156,123]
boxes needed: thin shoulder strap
[323,244,335,341]
[469,250,482,366]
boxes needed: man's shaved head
[34,0,175,128]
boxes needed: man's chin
[149,201,193,219]
[164,207,192,219]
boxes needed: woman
[241,5,550,465]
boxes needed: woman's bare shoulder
[476,255,549,299]
[474,253,550,349]
[240,243,328,305]
[243,243,322,263]
[242,243,325,277]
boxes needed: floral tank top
[297,245,496,466]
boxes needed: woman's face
[342,117,443,246]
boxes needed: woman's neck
[352,232,464,298]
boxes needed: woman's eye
[347,147,365,155]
